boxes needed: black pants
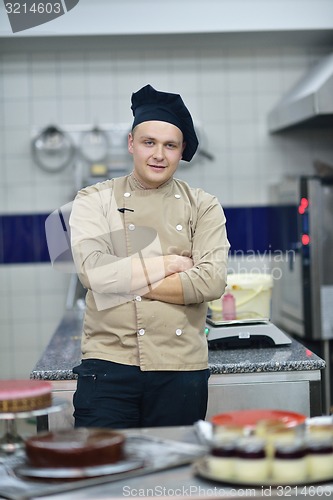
[72,359,210,429]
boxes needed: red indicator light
[302,234,310,245]
[300,197,309,208]
[298,197,309,214]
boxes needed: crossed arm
[132,255,194,305]
[69,187,229,309]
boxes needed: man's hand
[141,255,194,304]
[130,254,193,303]
[164,255,194,275]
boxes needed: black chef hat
[131,84,198,162]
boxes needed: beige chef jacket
[69,174,230,371]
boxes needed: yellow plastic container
[209,273,273,321]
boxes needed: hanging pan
[32,125,76,173]
[79,126,109,163]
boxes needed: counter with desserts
[2,401,333,500]
[30,310,326,425]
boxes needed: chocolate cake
[25,428,126,468]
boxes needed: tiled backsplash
[0,206,298,265]
[0,35,332,378]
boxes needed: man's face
[128,121,185,189]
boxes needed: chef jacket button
[138,328,145,336]
[176,224,183,231]
[176,329,182,336]
[124,192,131,198]
[174,194,181,199]
[128,224,135,231]
[135,296,141,301]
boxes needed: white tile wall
[0,264,70,378]
[0,35,332,379]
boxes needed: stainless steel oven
[271,175,333,340]
[271,175,333,412]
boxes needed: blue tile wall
[0,206,299,265]
[0,214,50,264]
[224,205,299,255]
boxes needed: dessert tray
[15,456,144,480]
[210,409,307,428]
[193,456,333,487]
[193,412,333,489]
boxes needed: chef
[69,84,230,428]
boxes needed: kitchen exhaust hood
[268,52,333,133]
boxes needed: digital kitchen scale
[206,318,292,348]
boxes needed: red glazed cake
[0,380,52,413]
[25,428,126,468]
